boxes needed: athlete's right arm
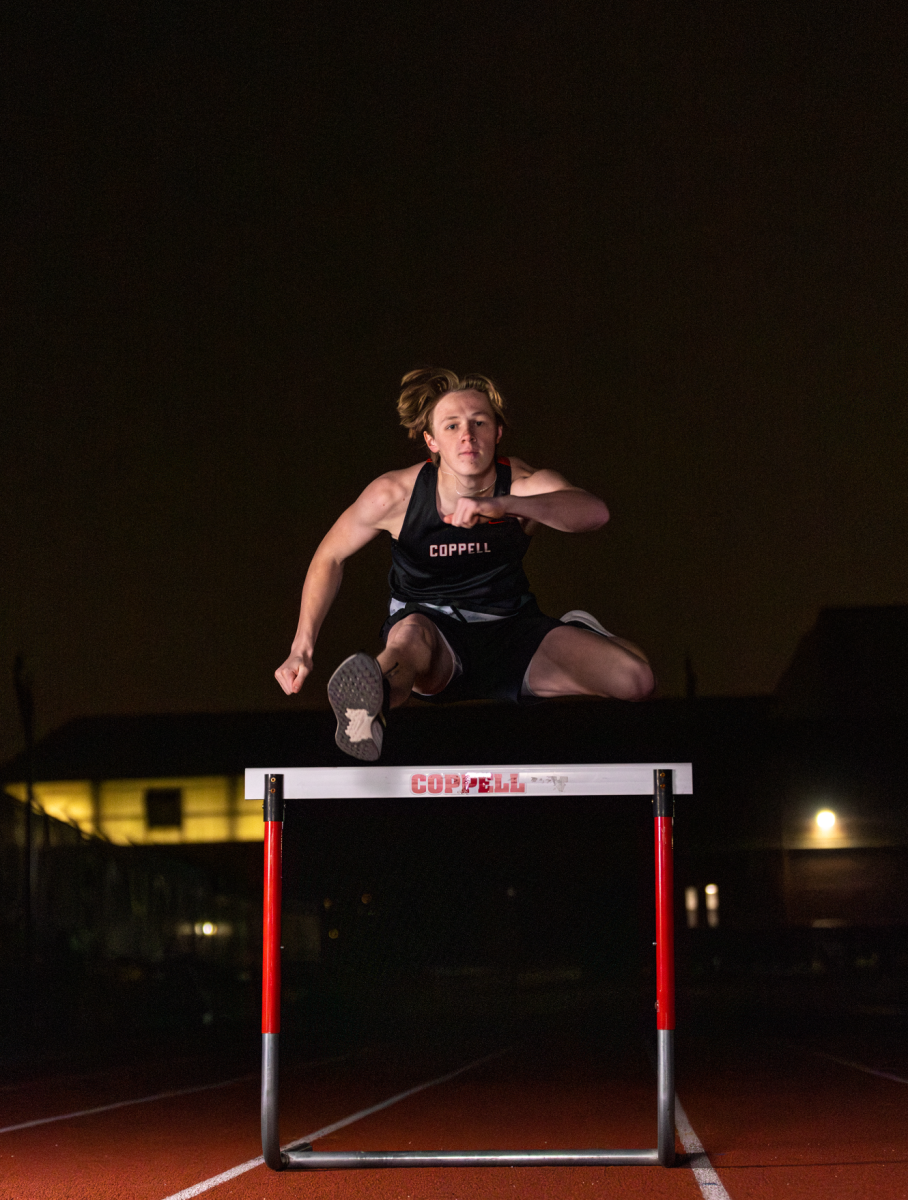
[274,474,406,695]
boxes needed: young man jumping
[274,368,654,760]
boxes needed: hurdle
[246,762,690,1171]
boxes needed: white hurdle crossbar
[247,762,690,1171]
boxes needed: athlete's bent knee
[613,657,655,702]
[386,615,436,654]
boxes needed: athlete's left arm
[444,467,609,532]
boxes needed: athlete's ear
[424,428,438,454]
[496,423,503,444]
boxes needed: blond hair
[396,368,508,444]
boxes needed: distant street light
[816,809,836,832]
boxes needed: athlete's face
[424,390,502,477]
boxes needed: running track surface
[2,1012,907,1200]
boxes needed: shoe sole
[327,653,385,762]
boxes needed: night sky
[3,2,907,762]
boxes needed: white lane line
[675,1098,733,1200]
[0,1055,345,1135]
[805,1047,908,1085]
[159,1047,509,1200]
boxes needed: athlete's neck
[437,462,496,501]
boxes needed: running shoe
[327,652,387,762]
[559,610,615,639]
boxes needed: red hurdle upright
[261,772,283,1169]
[654,767,676,1164]
[256,762,684,1171]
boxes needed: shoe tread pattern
[327,653,384,762]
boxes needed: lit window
[145,788,182,829]
[705,884,719,928]
[685,886,699,929]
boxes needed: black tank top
[388,458,533,614]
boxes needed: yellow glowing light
[816,810,836,831]
[328,928,339,939]
[704,884,718,896]
[201,921,216,936]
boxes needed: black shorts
[380,597,564,706]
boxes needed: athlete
[274,368,654,760]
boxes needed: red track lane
[2,1029,907,1199]
[674,1035,908,1200]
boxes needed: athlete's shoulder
[504,455,533,481]
[354,463,423,527]
[368,461,424,492]
[507,458,573,495]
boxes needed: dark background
[4,1,908,762]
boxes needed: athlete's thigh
[384,612,456,693]
[527,625,652,700]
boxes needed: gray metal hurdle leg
[657,1029,675,1166]
[261,1032,283,1169]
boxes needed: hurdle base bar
[269,1016,674,1170]
[281,1148,661,1169]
